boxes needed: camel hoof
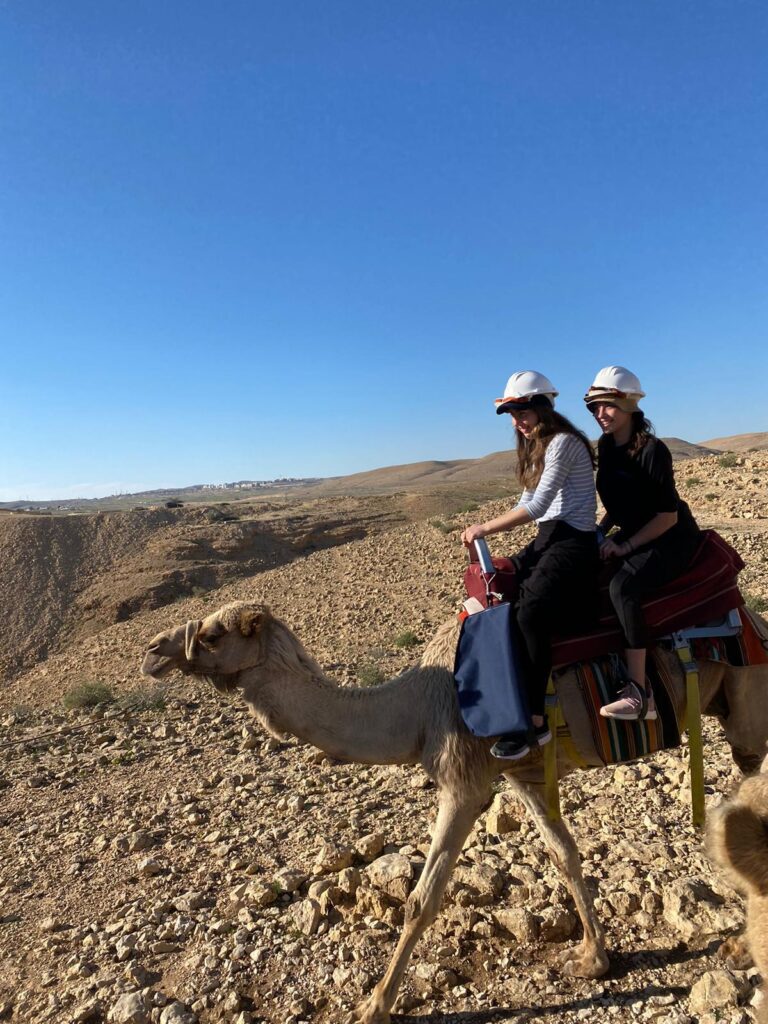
[557,943,610,979]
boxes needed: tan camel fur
[141,601,768,1024]
[707,750,768,1024]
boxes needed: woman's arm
[461,505,532,547]
[600,511,678,559]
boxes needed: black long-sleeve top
[596,436,698,541]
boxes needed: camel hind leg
[508,776,609,979]
[349,786,490,1024]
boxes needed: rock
[128,830,155,853]
[115,935,137,961]
[174,891,206,914]
[354,887,394,918]
[688,970,740,1015]
[288,898,322,936]
[337,866,362,896]
[159,1002,197,1024]
[72,1000,102,1022]
[307,879,335,899]
[607,890,640,916]
[124,964,154,987]
[138,857,162,877]
[662,878,740,940]
[538,905,577,942]
[493,908,539,943]
[485,793,520,835]
[108,992,150,1024]
[274,869,307,893]
[151,940,179,954]
[365,853,413,903]
[355,833,385,862]
[245,880,279,908]
[314,840,354,873]
[453,863,504,899]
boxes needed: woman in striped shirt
[461,371,598,760]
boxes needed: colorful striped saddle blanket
[559,608,768,767]
[568,654,680,765]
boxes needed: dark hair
[597,411,655,458]
[516,406,596,490]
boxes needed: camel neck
[243,660,429,765]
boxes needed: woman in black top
[584,367,700,720]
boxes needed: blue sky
[1,1,766,500]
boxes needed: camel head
[141,601,274,693]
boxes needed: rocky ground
[1,451,768,1024]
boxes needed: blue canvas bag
[454,602,532,738]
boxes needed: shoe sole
[600,709,658,721]
[536,730,552,745]
[491,743,531,761]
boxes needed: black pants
[511,521,599,717]
[609,527,700,648]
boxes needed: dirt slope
[0,497,415,684]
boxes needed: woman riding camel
[585,366,701,720]
[461,371,598,760]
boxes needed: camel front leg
[510,779,609,979]
[350,790,488,1024]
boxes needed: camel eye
[199,633,219,650]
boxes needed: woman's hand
[461,523,487,547]
[600,539,632,560]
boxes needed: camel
[141,600,768,1024]
[707,749,768,1024]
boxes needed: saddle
[464,529,745,668]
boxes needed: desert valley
[2,436,768,1024]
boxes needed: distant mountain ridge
[2,433,763,510]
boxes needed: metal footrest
[667,606,742,641]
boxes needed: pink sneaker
[600,680,657,721]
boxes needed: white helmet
[586,366,645,401]
[495,370,558,415]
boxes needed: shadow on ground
[393,942,712,1022]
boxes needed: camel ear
[238,607,269,638]
[185,620,202,661]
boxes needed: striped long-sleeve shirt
[516,433,596,531]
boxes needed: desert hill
[231,439,717,497]
[1,449,768,1022]
[702,432,768,453]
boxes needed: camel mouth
[140,652,178,679]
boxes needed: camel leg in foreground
[510,779,609,978]
[351,787,491,1024]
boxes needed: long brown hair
[597,411,655,458]
[516,406,596,490]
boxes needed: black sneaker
[490,734,531,760]
[491,718,551,760]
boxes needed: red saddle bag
[464,547,519,608]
